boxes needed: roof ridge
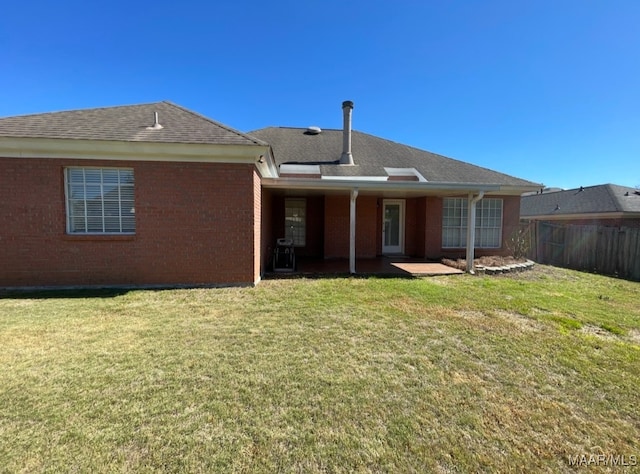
[165,102,267,146]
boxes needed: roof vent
[305,126,322,135]
[146,112,164,130]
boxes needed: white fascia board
[262,177,502,193]
[0,136,268,163]
[498,184,544,195]
[256,149,279,178]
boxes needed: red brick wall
[0,157,259,287]
[253,170,262,283]
[500,195,522,255]
[260,188,274,275]
[301,196,325,258]
[356,196,377,258]
[424,197,444,259]
[324,195,349,258]
[411,197,427,257]
[324,194,377,259]
[404,198,418,256]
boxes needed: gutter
[521,212,640,221]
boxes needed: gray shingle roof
[249,127,538,186]
[0,101,265,146]
[521,184,640,217]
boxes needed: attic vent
[305,126,321,135]
[146,112,164,130]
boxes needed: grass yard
[0,266,639,473]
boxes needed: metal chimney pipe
[340,100,354,165]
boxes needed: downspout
[465,191,485,273]
[350,188,358,274]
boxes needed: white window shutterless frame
[442,197,503,248]
[65,167,135,234]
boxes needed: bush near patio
[1,265,638,473]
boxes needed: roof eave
[521,211,640,221]
[263,177,539,195]
[0,136,269,163]
[264,177,505,194]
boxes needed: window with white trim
[284,198,306,246]
[442,198,502,248]
[65,167,135,234]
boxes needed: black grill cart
[272,238,295,272]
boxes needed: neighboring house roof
[0,101,265,146]
[249,126,538,187]
[521,184,640,219]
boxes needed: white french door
[382,199,405,254]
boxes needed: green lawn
[1,266,638,473]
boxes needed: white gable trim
[0,136,268,164]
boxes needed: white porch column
[465,191,485,273]
[350,188,359,274]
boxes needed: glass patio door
[382,199,405,254]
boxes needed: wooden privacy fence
[524,222,640,281]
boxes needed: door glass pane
[284,198,306,246]
[384,205,400,246]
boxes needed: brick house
[0,101,539,288]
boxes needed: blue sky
[2,0,639,189]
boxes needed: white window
[285,198,306,246]
[442,198,502,248]
[65,167,135,234]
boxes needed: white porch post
[465,191,484,273]
[350,188,359,274]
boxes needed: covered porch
[261,180,501,278]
